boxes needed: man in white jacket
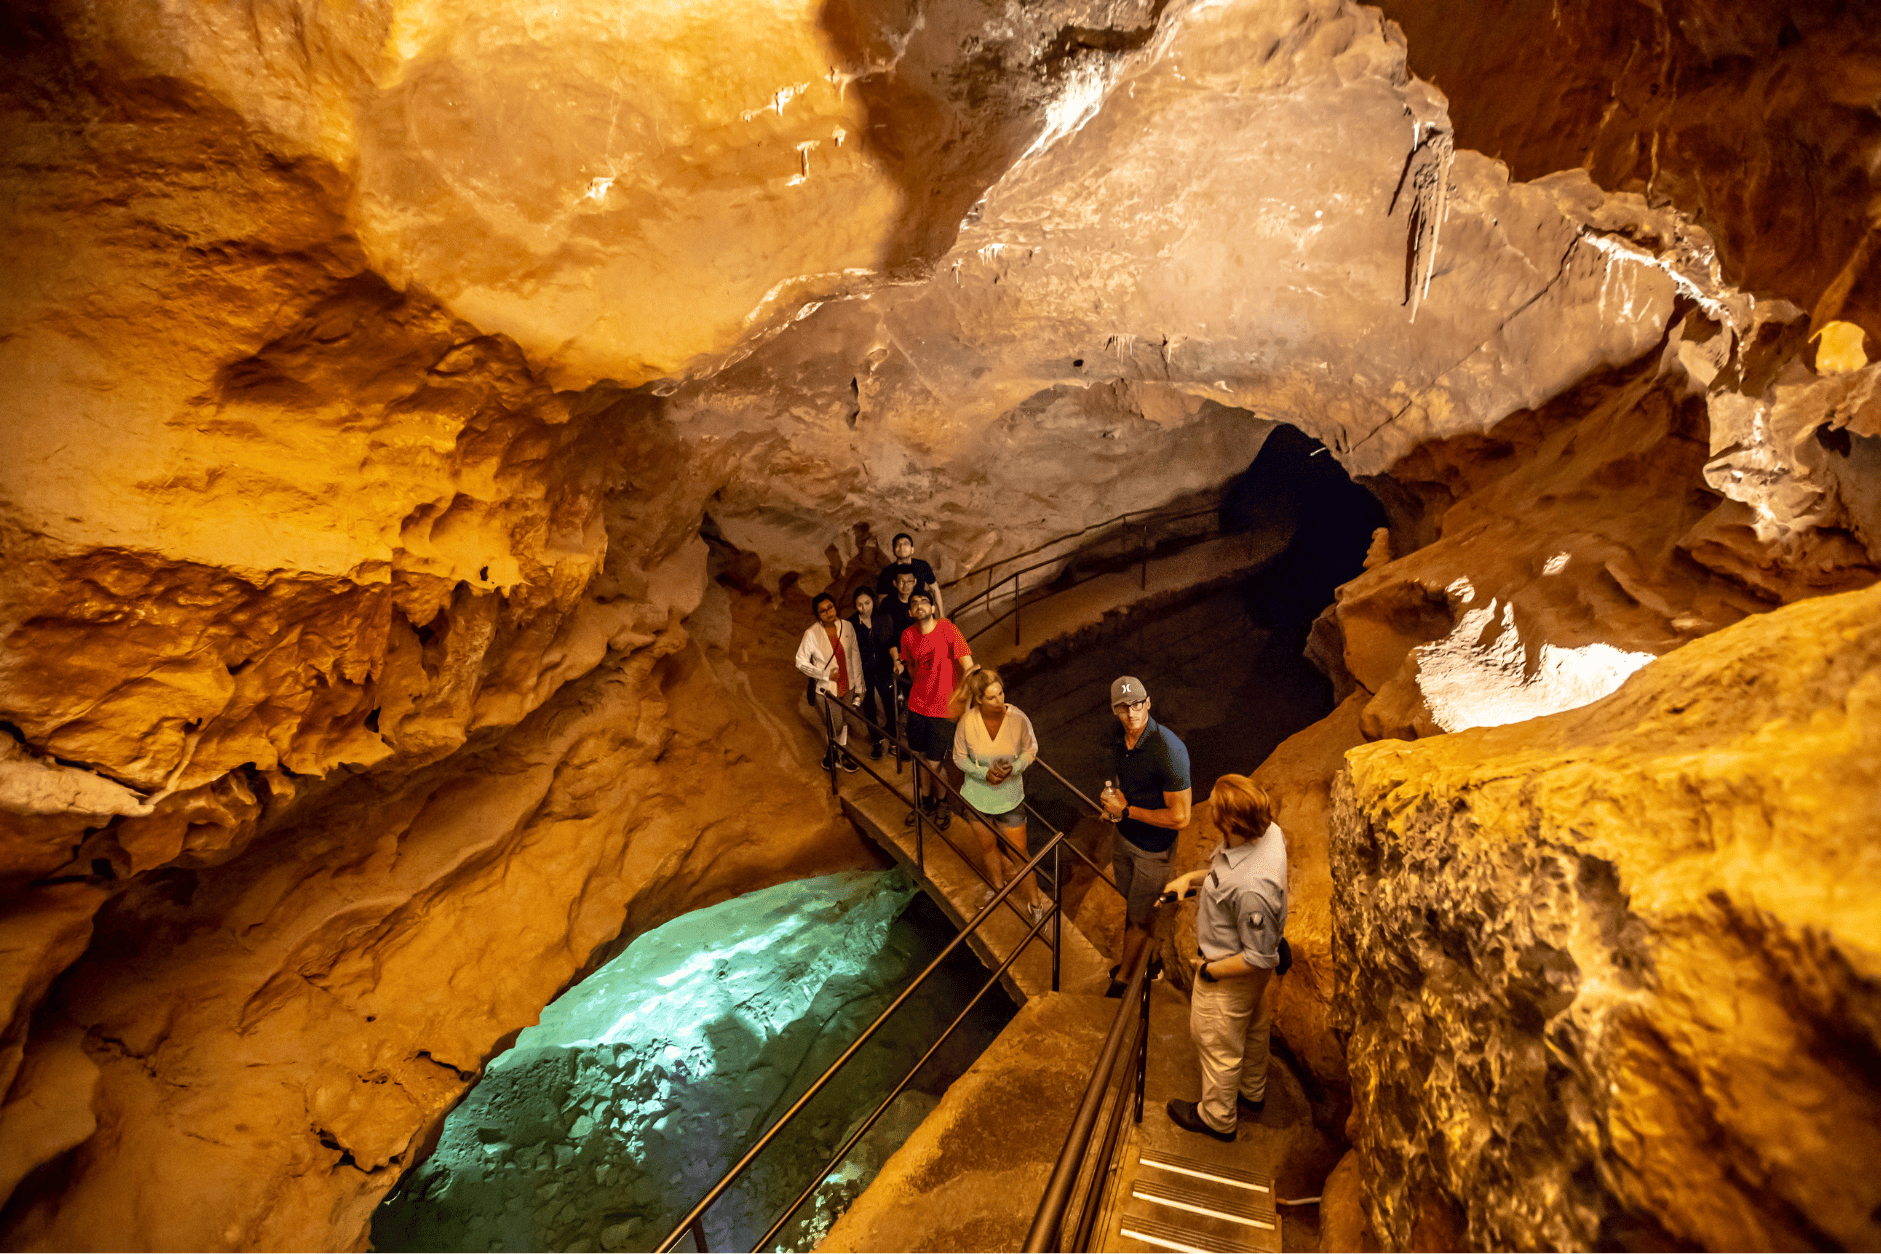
[795,593,867,772]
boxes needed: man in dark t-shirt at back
[1098,675,1193,997]
[882,570,919,641]
[876,532,943,617]
[879,570,920,748]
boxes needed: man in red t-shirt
[897,589,973,829]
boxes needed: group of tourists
[793,530,1288,1144]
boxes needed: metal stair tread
[1114,1209,1279,1254]
[1132,1176,1277,1222]
[1136,1149,1274,1195]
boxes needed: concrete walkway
[954,530,1289,674]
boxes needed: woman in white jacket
[795,592,867,772]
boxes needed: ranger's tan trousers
[1190,967,1275,1133]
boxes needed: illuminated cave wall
[0,0,1878,1249]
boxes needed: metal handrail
[653,822,1079,1252]
[817,690,1125,907]
[945,504,1223,647]
[752,900,1059,1251]
[1024,925,1159,1251]
[824,702,1050,937]
[940,500,1222,604]
[654,689,1124,1252]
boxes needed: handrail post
[1024,941,1155,1252]
[914,756,925,874]
[1135,956,1152,1123]
[687,1215,707,1252]
[1050,839,1062,993]
[1012,570,1021,647]
[821,693,839,795]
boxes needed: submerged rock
[374,870,1011,1253]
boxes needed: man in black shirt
[875,532,943,617]
[1099,676,1193,996]
[881,569,919,643]
[878,570,920,754]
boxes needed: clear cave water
[371,870,1015,1253]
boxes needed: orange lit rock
[1332,579,1881,1250]
[1331,346,1786,746]
[0,588,876,1251]
[1,0,1879,1246]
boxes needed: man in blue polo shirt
[1098,676,1192,997]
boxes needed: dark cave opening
[1005,423,1389,833]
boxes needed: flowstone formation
[1374,0,1881,345]
[2,0,1879,1248]
[1330,579,1881,1251]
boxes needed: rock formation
[1332,579,1881,1251]
[0,0,1877,1248]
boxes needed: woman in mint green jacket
[951,667,1044,921]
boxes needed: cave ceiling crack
[1344,230,1596,459]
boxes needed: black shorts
[904,710,956,761]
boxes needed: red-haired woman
[1160,775,1289,1142]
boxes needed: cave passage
[1009,426,1387,828]
[371,870,1015,1253]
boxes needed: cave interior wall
[1,0,1879,1248]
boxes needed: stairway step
[1115,1209,1280,1253]
[1132,1177,1276,1223]
[1136,1150,1274,1200]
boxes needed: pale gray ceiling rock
[673,0,1700,581]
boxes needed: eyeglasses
[1114,699,1148,714]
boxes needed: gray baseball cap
[1110,676,1148,706]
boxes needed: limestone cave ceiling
[0,0,1878,1249]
